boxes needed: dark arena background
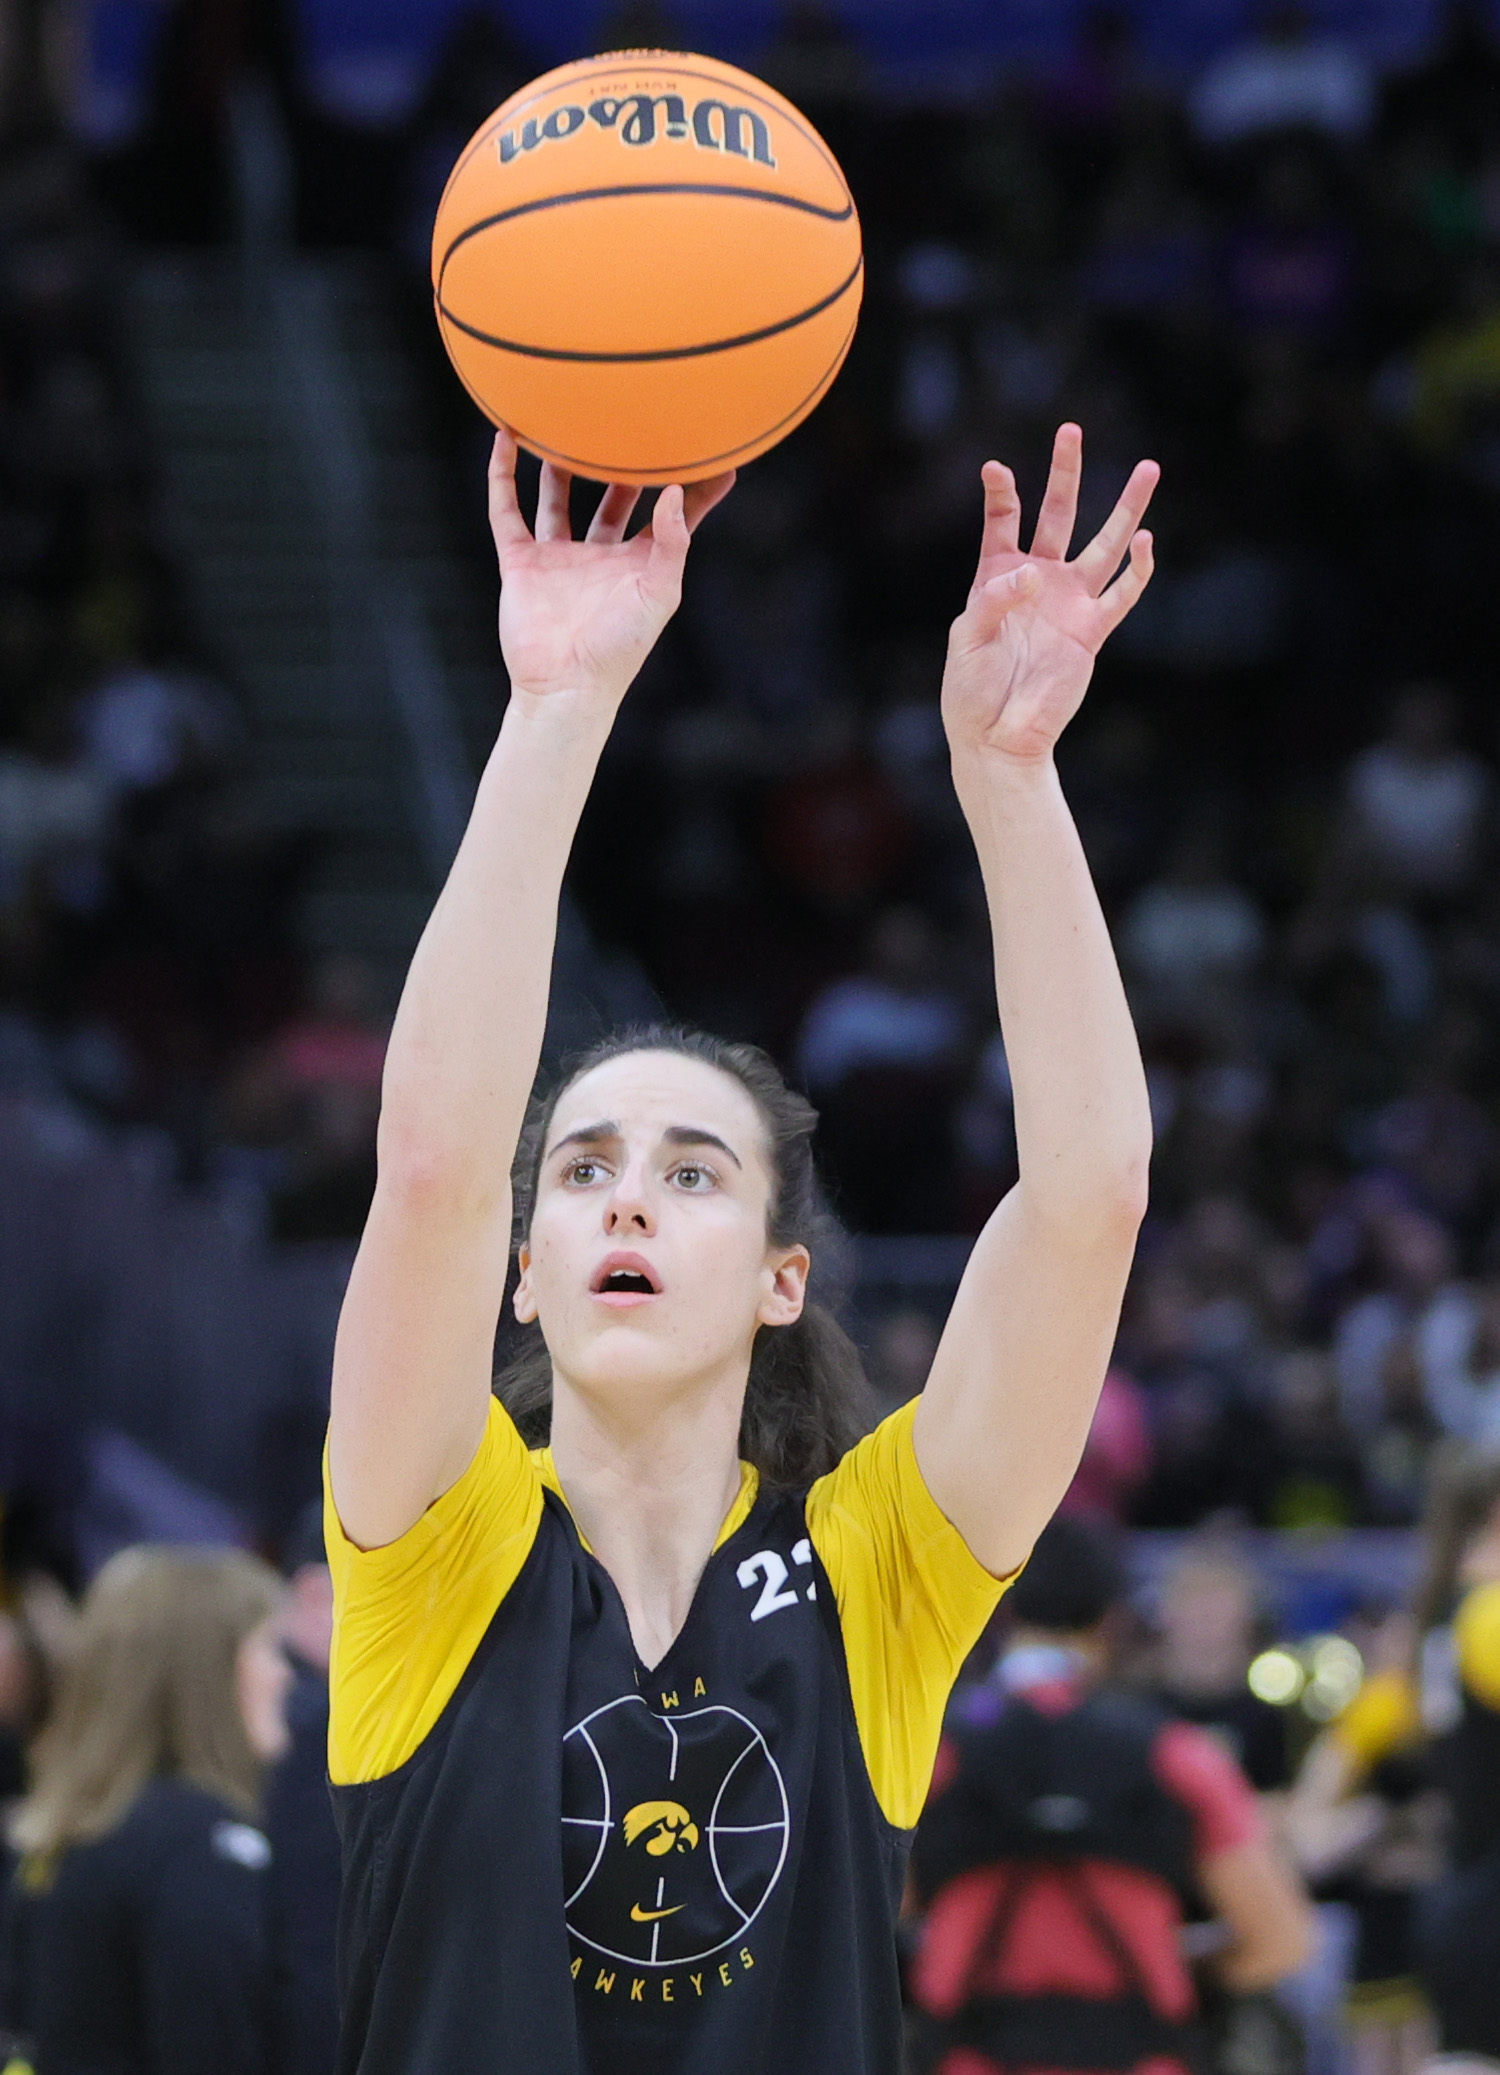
[5,0,1500,2068]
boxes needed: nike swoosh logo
[629,1903,685,1922]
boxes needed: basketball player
[325,422,1158,2075]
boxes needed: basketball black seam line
[435,56,848,216]
[456,308,859,479]
[436,178,855,292]
[441,307,852,473]
[459,308,856,476]
[438,253,862,365]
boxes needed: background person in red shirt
[910,1517,1311,2075]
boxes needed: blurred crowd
[4,3,1500,2070]
[0,16,402,1590]
[542,0,1500,1544]
[9,0,1500,1572]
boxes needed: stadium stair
[123,243,491,988]
[122,79,652,1042]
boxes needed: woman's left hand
[941,423,1159,766]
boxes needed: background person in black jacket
[1,1546,290,2075]
[263,1503,340,2075]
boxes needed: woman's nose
[605,1167,655,1232]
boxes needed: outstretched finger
[1095,530,1154,637]
[487,429,533,560]
[1074,459,1161,593]
[683,470,736,533]
[641,483,690,610]
[535,460,574,543]
[1029,422,1083,560]
[977,460,1022,562]
[586,482,642,544]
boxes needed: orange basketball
[430,50,863,485]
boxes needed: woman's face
[236,1616,293,1764]
[514,1052,808,1414]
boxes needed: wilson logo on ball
[497,95,776,168]
[432,50,863,483]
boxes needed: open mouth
[590,1255,663,1302]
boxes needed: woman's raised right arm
[328,433,732,1550]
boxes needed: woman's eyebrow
[548,1120,618,1158]
[663,1125,743,1170]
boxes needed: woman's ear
[513,1243,538,1324]
[759,1244,810,1329]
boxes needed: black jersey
[325,1396,1010,2075]
[0,1778,271,2075]
[1444,1583,1500,1868]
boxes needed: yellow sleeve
[324,1397,545,1784]
[1456,1581,1500,1713]
[805,1398,1015,1829]
[1330,1668,1423,1777]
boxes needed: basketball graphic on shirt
[562,1695,790,1966]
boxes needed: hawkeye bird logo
[624,1801,698,1920]
[624,1800,699,1855]
[563,1697,789,1966]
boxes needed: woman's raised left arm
[912,424,1157,1575]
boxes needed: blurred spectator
[911,1519,1312,2075]
[269,956,387,1100]
[0,1547,288,2075]
[233,955,387,1243]
[1061,1365,1153,1524]
[1364,1025,1497,1233]
[1284,1616,1443,2075]
[797,907,964,1091]
[798,907,967,1230]
[1188,3,1377,149]
[1334,1206,1453,1441]
[1044,6,1158,148]
[1410,1452,1500,2062]
[73,664,240,795]
[263,1504,339,2075]
[1120,828,1265,1032]
[1384,3,1500,162]
[1224,147,1357,343]
[1336,686,1488,903]
[1265,1350,1366,1529]
[1146,1547,1292,1789]
[1079,145,1211,325]
[1416,1275,1500,1446]
[0,729,112,909]
[1111,517,1294,676]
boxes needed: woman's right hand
[489,428,734,706]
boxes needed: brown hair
[9,1546,282,1859]
[1412,1442,1500,1637]
[497,1026,876,1487]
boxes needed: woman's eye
[672,1164,715,1191]
[564,1159,603,1185]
